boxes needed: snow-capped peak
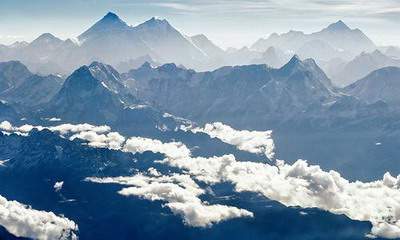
[31,33,62,45]
[103,11,120,20]
[281,55,302,70]
[78,11,129,41]
[138,16,172,29]
[326,20,351,32]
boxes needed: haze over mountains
[331,50,400,86]
[345,66,400,106]
[252,20,375,59]
[0,12,399,88]
[2,11,400,240]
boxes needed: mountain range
[0,13,391,80]
[1,54,397,132]
[1,13,400,240]
[42,61,186,136]
[251,20,375,60]
[122,56,392,130]
[330,50,400,86]
[1,50,400,240]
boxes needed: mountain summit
[75,12,207,69]
[78,12,129,41]
[325,20,351,32]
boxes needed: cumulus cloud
[184,122,275,159]
[0,121,120,149]
[48,123,111,135]
[54,181,64,192]
[120,125,400,238]
[0,195,78,240]
[0,121,42,136]
[86,173,253,227]
[70,131,125,150]
[164,154,400,239]
[147,167,162,177]
[0,159,9,167]
[0,121,13,132]
[123,137,191,160]
[3,120,400,238]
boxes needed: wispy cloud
[122,0,400,21]
[150,2,199,12]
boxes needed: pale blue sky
[1,0,399,48]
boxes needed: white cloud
[49,123,111,135]
[164,154,400,239]
[3,120,400,238]
[144,0,400,20]
[0,195,77,240]
[147,167,162,177]
[54,181,64,192]
[185,122,275,159]
[47,117,61,122]
[86,173,253,227]
[151,2,199,12]
[124,137,191,160]
[0,159,9,167]
[0,121,13,132]
[70,131,125,150]
[119,125,400,238]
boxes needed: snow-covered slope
[190,34,225,59]
[344,66,400,106]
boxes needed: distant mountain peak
[8,41,28,48]
[139,16,171,29]
[149,16,167,22]
[326,20,351,31]
[98,11,126,24]
[288,54,302,64]
[78,11,129,41]
[37,33,58,39]
[140,61,153,69]
[279,55,304,74]
[103,11,120,20]
[32,33,62,44]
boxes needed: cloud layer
[184,122,275,159]
[86,173,253,227]
[0,195,77,240]
[2,120,400,238]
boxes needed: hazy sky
[1,0,399,48]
